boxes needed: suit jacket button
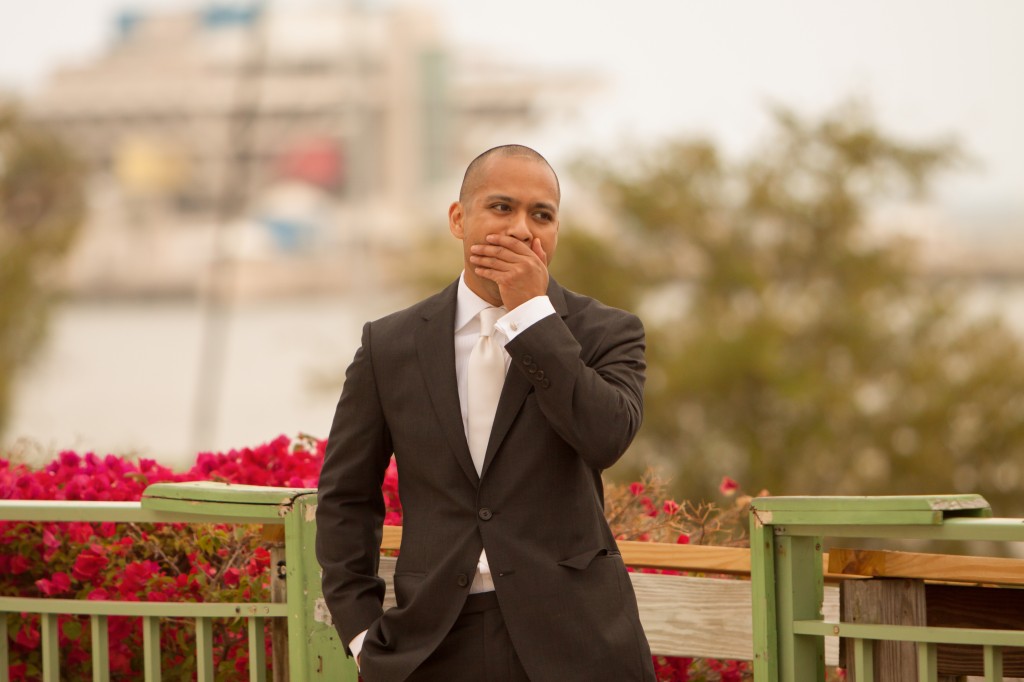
[457,574,469,587]
[478,507,493,521]
[527,366,536,374]
[522,355,533,364]
[541,378,550,388]
[535,370,545,380]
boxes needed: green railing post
[750,509,779,682]
[774,535,824,680]
[282,492,353,681]
[1,615,9,682]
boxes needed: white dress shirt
[350,274,556,663]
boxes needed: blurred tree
[0,106,85,438]
[553,104,1024,516]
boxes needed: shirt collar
[455,272,502,333]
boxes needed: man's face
[449,155,560,304]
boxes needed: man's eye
[533,212,552,222]
[492,203,510,212]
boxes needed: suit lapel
[416,280,479,485]
[480,280,570,478]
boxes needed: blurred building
[26,2,595,296]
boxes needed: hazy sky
[2,0,1022,213]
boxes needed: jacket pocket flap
[557,547,619,570]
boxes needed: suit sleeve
[316,321,393,651]
[504,304,645,470]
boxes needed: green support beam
[249,617,267,682]
[750,508,778,681]
[91,615,109,682]
[983,645,1003,681]
[41,613,59,682]
[142,616,161,682]
[196,617,214,682]
[283,492,355,681]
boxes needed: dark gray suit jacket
[316,278,655,682]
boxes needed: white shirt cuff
[495,296,556,343]
[350,630,367,668]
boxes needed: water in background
[7,293,409,470]
[6,282,1024,470]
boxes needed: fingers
[469,236,539,265]
[531,236,547,262]
[469,235,549,309]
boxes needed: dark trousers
[405,592,531,682]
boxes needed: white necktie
[467,307,506,474]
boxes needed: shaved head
[459,144,560,205]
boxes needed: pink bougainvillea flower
[640,496,657,518]
[719,476,739,496]
[68,522,95,544]
[118,561,158,595]
[72,546,109,581]
[86,588,111,600]
[10,554,31,574]
[14,623,40,649]
[676,533,690,545]
[629,482,644,497]
[36,572,72,596]
[663,500,680,516]
[223,567,241,587]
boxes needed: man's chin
[466,272,503,306]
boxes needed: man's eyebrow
[483,194,516,204]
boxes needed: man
[316,145,655,682]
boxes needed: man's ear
[448,201,464,239]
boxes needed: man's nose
[506,211,532,242]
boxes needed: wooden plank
[381,527,861,579]
[372,555,841,664]
[617,542,750,574]
[927,583,1024,676]
[631,572,752,660]
[829,548,1024,587]
[842,578,927,681]
[634,573,841,665]
[381,525,402,551]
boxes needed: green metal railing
[7,485,1024,681]
[749,494,1024,682]
[0,482,352,682]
